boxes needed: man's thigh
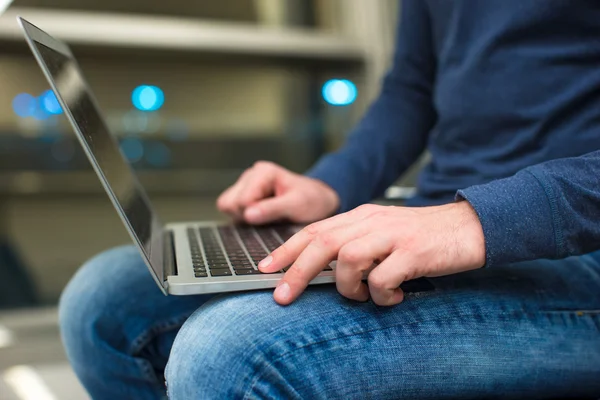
[166,253,600,399]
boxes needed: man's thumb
[244,195,294,224]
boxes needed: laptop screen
[29,39,163,280]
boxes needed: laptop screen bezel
[18,17,168,294]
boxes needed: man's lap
[60,246,600,399]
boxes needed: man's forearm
[458,149,600,266]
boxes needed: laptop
[18,17,337,295]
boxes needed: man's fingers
[235,162,281,210]
[270,225,366,305]
[217,184,245,219]
[335,234,393,302]
[243,194,294,224]
[216,170,253,217]
[260,210,369,273]
[217,162,280,220]
[367,250,414,306]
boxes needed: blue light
[32,98,50,121]
[40,90,63,115]
[12,93,36,117]
[132,85,164,111]
[322,79,357,106]
[122,110,149,134]
[120,138,144,163]
[145,141,171,167]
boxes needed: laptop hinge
[163,230,178,280]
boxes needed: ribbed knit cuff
[456,170,560,267]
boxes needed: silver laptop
[18,17,336,295]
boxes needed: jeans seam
[129,314,189,356]
[541,309,600,314]
[127,313,190,390]
[242,366,301,400]
[241,311,523,399]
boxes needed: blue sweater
[307,0,600,267]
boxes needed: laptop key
[194,271,208,278]
[256,228,282,252]
[274,226,295,242]
[210,262,229,269]
[235,265,254,270]
[235,269,262,275]
[210,269,232,277]
[232,265,254,271]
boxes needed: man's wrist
[309,178,341,217]
[450,201,486,269]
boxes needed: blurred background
[0,0,409,398]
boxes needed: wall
[0,54,296,137]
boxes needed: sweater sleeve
[457,150,600,266]
[306,0,437,213]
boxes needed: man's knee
[165,292,289,399]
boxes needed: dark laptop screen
[33,41,160,277]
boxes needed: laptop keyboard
[187,225,296,278]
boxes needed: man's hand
[259,202,486,306]
[217,161,340,224]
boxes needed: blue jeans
[59,246,600,399]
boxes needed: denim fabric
[59,246,600,399]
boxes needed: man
[60,1,600,398]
